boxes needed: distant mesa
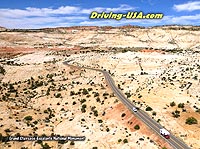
[0,25,200,33]
[0,26,6,31]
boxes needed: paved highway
[63,61,190,149]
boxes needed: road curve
[63,61,190,149]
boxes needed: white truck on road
[160,128,170,139]
[132,107,137,112]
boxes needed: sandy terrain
[0,25,200,149]
[67,50,200,148]
[0,26,200,50]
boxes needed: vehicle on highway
[63,62,190,149]
[132,107,137,112]
[160,128,170,139]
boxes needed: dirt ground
[0,25,199,149]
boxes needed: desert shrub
[21,147,28,149]
[91,106,96,111]
[121,113,126,117]
[98,120,103,123]
[117,84,121,89]
[41,143,51,149]
[193,75,198,80]
[134,125,140,130]
[88,88,93,91]
[70,141,75,145]
[94,92,99,97]
[146,106,153,111]
[106,128,110,132]
[170,101,176,107]
[96,97,100,102]
[123,138,128,143]
[54,93,61,98]
[82,88,89,95]
[70,91,75,96]
[81,104,87,113]
[81,108,86,113]
[178,103,184,108]
[5,129,11,132]
[118,139,122,142]
[185,117,198,125]
[82,104,87,109]
[114,99,119,103]
[0,65,5,75]
[93,110,98,117]
[46,88,50,95]
[125,92,131,98]
[8,84,16,92]
[152,111,156,116]
[24,116,33,121]
[86,95,91,98]
[122,49,128,53]
[103,92,109,96]
[33,121,38,125]
[195,109,200,113]
[172,110,180,118]
[80,99,86,104]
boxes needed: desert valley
[0,25,200,149]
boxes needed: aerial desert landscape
[0,25,200,149]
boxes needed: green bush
[96,97,100,102]
[195,109,200,113]
[185,117,198,125]
[82,104,87,109]
[125,92,131,98]
[122,49,128,53]
[172,110,180,118]
[98,119,103,123]
[70,91,75,96]
[146,106,153,111]
[178,103,184,108]
[0,65,6,75]
[24,116,33,121]
[152,111,156,116]
[41,143,51,149]
[134,125,140,130]
[88,88,93,91]
[123,138,128,143]
[106,128,110,132]
[54,93,61,98]
[80,99,86,104]
[121,113,126,117]
[170,101,176,107]
[70,141,75,145]
[157,119,161,123]
[94,92,99,97]
[103,92,109,96]
[93,110,98,117]
[81,108,86,113]
[82,88,89,95]
[118,139,122,142]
